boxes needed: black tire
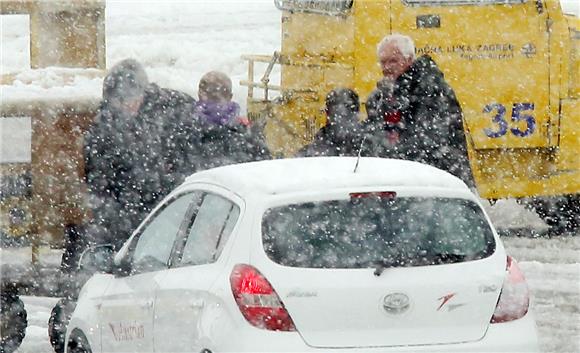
[0,293,27,353]
[564,195,580,232]
[67,330,92,353]
[48,299,77,353]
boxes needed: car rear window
[262,197,495,268]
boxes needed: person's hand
[236,116,251,126]
[377,77,395,97]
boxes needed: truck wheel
[531,195,580,235]
[563,196,580,234]
[0,293,27,353]
[48,298,76,353]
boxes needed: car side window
[131,193,195,274]
[180,193,240,266]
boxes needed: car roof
[184,157,468,196]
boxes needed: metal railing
[274,0,354,16]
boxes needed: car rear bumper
[216,312,539,352]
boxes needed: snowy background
[1,0,579,352]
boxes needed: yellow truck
[242,0,580,232]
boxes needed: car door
[154,189,242,352]
[98,192,196,353]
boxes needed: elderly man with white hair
[365,33,473,187]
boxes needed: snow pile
[105,1,280,110]
[483,199,549,231]
[1,0,280,110]
[1,68,103,103]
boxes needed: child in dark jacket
[193,71,268,170]
[194,71,247,126]
[297,88,364,157]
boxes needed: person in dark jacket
[193,71,270,170]
[53,59,197,353]
[365,34,473,186]
[60,59,197,271]
[298,88,363,157]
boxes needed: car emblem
[382,293,410,315]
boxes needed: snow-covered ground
[2,1,579,352]
[16,296,60,353]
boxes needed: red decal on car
[437,293,456,311]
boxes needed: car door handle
[189,299,205,309]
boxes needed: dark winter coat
[365,55,473,186]
[192,101,270,171]
[84,84,197,248]
[297,123,364,157]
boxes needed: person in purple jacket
[193,71,269,170]
[194,71,247,126]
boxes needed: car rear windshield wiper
[350,257,403,276]
[373,258,405,277]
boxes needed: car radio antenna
[353,135,367,173]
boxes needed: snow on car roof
[185,157,468,195]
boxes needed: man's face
[378,42,413,80]
[108,95,143,118]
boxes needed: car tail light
[230,264,296,331]
[491,256,530,323]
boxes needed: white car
[66,157,539,353]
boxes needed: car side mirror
[78,244,115,274]
[111,241,134,277]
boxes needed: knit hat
[198,71,233,102]
[325,88,360,114]
[102,59,149,102]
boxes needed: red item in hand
[384,111,401,126]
